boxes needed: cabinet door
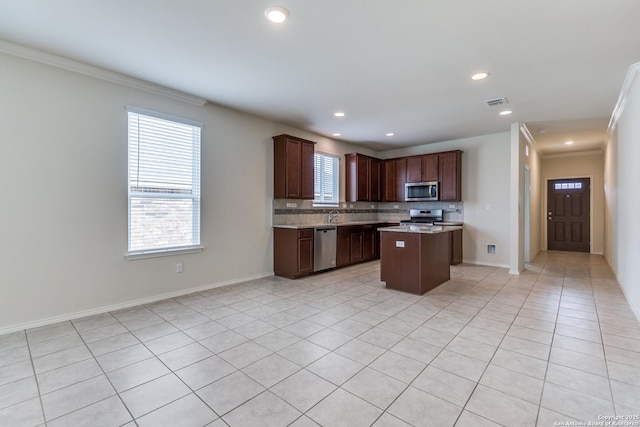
[350,232,363,262]
[381,160,396,202]
[362,229,376,261]
[439,151,461,201]
[284,139,301,198]
[336,233,350,267]
[370,158,380,202]
[406,156,422,183]
[298,236,314,274]
[300,141,315,200]
[422,154,439,182]
[357,155,370,201]
[395,158,407,202]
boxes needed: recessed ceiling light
[499,110,512,116]
[265,7,288,23]
[386,133,395,137]
[472,72,489,80]
[565,140,574,145]
[333,112,345,117]
[333,133,341,137]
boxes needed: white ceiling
[1,0,638,153]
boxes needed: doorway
[547,178,590,252]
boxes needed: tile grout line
[23,329,49,427]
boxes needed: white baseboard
[0,273,272,336]
[462,259,510,269]
[604,257,640,322]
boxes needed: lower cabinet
[450,228,462,265]
[362,226,376,261]
[274,228,314,279]
[337,223,388,267]
[275,223,396,279]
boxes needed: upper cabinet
[406,154,439,183]
[381,159,397,202]
[345,153,380,202]
[273,134,315,199]
[345,149,462,203]
[438,150,462,201]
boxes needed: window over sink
[314,151,339,206]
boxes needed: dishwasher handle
[314,226,337,232]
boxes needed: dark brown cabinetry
[345,153,380,202]
[336,224,385,267]
[337,225,361,267]
[438,150,462,201]
[349,150,461,203]
[362,225,376,261]
[273,134,314,199]
[395,158,407,202]
[381,159,397,202]
[407,154,439,183]
[450,228,462,265]
[380,157,407,202]
[422,154,439,182]
[380,230,451,295]
[273,228,314,279]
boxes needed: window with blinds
[127,106,202,256]
[314,152,339,206]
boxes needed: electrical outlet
[286,202,297,208]
[393,204,399,209]
[176,263,183,273]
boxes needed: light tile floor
[1,251,640,426]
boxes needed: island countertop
[378,225,462,234]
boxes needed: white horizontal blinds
[314,152,339,204]
[128,108,201,253]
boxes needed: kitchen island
[378,225,462,295]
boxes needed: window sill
[126,246,203,260]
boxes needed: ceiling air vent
[485,97,508,107]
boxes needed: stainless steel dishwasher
[314,226,337,272]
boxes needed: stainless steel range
[400,209,443,226]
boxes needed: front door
[547,178,590,252]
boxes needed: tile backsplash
[272,199,464,225]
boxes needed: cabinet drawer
[298,228,313,238]
[338,225,362,235]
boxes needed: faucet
[328,210,341,224]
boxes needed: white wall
[541,152,605,254]
[605,64,640,318]
[380,132,512,268]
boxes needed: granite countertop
[273,220,400,229]
[378,224,463,234]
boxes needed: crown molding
[0,40,207,107]
[608,62,640,134]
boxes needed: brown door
[547,178,590,252]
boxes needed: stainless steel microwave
[405,181,439,201]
